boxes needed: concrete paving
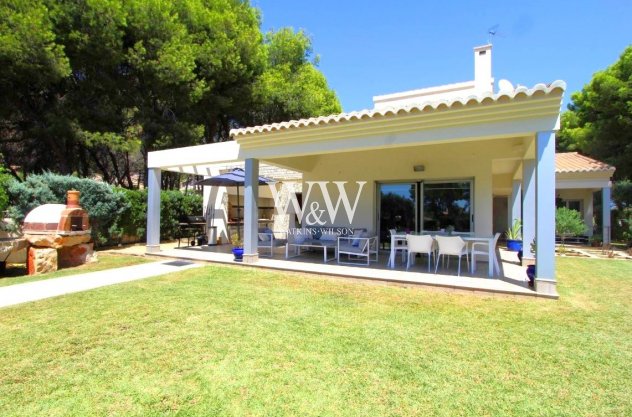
[0,260,201,309]
[147,245,548,298]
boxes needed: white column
[602,186,612,245]
[535,131,557,296]
[522,159,536,262]
[510,180,522,229]
[146,168,161,253]
[243,158,259,263]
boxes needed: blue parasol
[195,168,275,239]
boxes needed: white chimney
[473,44,493,94]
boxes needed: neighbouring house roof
[230,81,566,140]
[555,152,616,174]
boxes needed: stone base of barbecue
[28,247,58,275]
[58,243,95,268]
[24,233,91,249]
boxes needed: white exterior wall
[296,139,515,235]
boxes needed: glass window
[422,182,472,232]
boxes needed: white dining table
[388,233,498,278]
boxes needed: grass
[0,252,150,288]
[0,257,630,416]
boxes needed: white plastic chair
[405,234,435,272]
[434,235,469,276]
[471,232,501,276]
[388,229,407,267]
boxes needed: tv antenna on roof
[487,24,500,44]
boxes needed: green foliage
[0,0,263,184]
[613,180,632,210]
[230,232,242,248]
[1,2,340,189]
[114,188,203,242]
[7,172,128,245]
[249,27,341,125]
[611,180,632,243]
[559,46,632,179]
[112,188,148,241]
[505,218,522,240]
[0,164,12,213]
[158,190,203,240]
[5,173,203,244]
[556,207,587,250]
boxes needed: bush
[0,167,11,214]
[556,207,587,250]
[159,190,203,240]
[7,172,128,246]
[113,188,203,242]
[6,173,203,245]
[612,180,632,245]
[112,188,148,242]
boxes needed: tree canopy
[0,0,340,188]
[249,28,341,126]
[558,46,632,179]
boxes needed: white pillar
[510,180,522,229]
[146,168,161,253]
[602,186,612,245]
[535,131,557,296]
[243,158,259,263]
[522,159,536,262]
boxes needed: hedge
[7,173,203,245]
[114,188,203,242]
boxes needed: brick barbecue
[23,190,95,274]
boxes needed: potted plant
[230,232,243,261]
[446,225,455,235]
[589,233,603,247]
[505,219,523,252]
[526,238,536,287]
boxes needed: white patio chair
[471,232,501,276]
[258,231,287,257]
[434,235,469,276]
[388,229,407,267]
[405,234,435,272]
[337,235,378,265]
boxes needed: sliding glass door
[378,183,416,247]
[377,180,472,243]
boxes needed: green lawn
[0,252,150,288]
[0,258,630,416]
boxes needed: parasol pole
[237,184,241,239]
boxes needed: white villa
[145,44,615,298]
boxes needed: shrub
[112,188,147,242]
[112,188,203,242]
[556,207,587,251]
[159,190,203,240]
[0,167,11,214]
[6,173,203,245]
[612,180,632,245]
[7,172,128,246]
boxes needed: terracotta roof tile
[230,81,566,138]
[555,152,615,173]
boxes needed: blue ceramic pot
[526,265,536,287]
[507,239,523,252]
[232,247,244,261]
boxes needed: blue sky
[254,0,632,112]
